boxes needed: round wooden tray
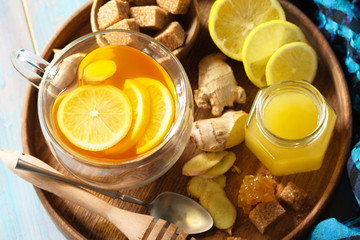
[21,0,352,239]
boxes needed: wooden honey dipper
[0,150,196,240]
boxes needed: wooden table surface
[0,0,358,239]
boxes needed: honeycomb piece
[238,174,276,213]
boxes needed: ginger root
[48,52,86,96]
[191,110,248,152]
[194,53,246,116]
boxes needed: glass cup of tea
[11,30,194,190]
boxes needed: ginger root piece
[207,193,237,233]
[187,176,208,198]
[189,177,236,232]
[182,151,228,176]
[191,110,248,152]
[187,176,226,199]
[199,179,227,209]
[194,53,246,116]
[213,174,226,188]
[48,52,86,96]
[201,151,236,178]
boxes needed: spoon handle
[0,150,154,240]
[15,158,149,206]
[16,158,119,197]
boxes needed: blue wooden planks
[0,0,88,239]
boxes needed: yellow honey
[245,80,336,175]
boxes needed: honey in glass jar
[245,80,336,176]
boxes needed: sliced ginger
[201,151,236,178]
[191,111,249,152]
[213,174,226,188]
[182,151,229,176]
[187,175,226,198]
[194,53,246,116]
[199,180,227,209]
[187,176,209,198]
[187,176,237,231]
[184,151,237,232]
[208,193,237,232]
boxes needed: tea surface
[53,45,176,162]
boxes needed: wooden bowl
[90,0,200,60]
[20,0,351,239]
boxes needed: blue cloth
[295,0,360,239]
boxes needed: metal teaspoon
[15,158,213,235]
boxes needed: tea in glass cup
[12,30,193,190]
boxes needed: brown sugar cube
[105,18,140,45]
[130,5,170,30]
[107,18,140,31]
[103,30,139,46]
[156,0,190,14]
[249,201,285,234]
[97,0,130,30]
[278,182,308,211]
[155,21,186,50]
[134,0,156,5]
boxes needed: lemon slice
[102,79,151,155]
[57,85,132,151]
[208,0,285,61]
[242,20,306,88]
[132,78,175,155]
[82,60,117,82]
[265,42,318,85]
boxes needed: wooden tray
[21,0,352,239]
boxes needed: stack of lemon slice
[208,0,318,88]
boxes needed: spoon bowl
[149,192,213,234]
[14,156,213,235]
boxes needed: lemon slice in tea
[102,79,151,155]
[208,0,285,61]
[57,85,132,151]
[132,78,175,155]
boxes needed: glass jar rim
[255,80,328,148]
[37,29,192,167]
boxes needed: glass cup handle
[10,48,49,89]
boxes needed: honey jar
[245,80,336,175]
